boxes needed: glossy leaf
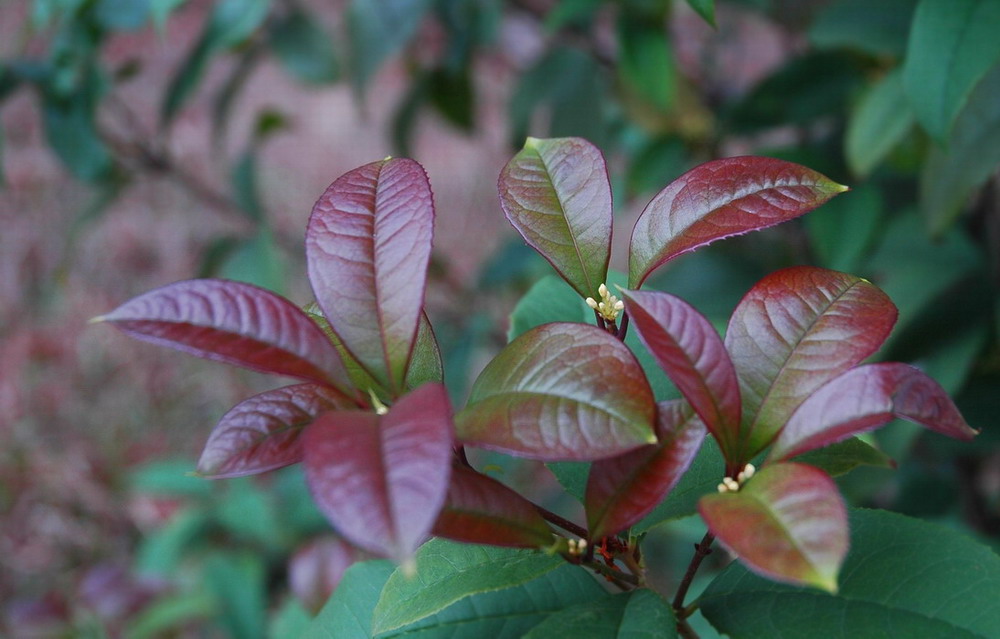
[197,383,355,478]
[455,323,656,461]
[793,437,894,477]
[623,289,741,458]
[371,538,565,634]
[97,279,353,393]
[634,436,725,531]
[307,157,434,395]
[701,509,1000,638]
[498,137,613,299]
[770,363,977,461]
[628,157,847,287]
[699,462,848,593]
[524,589,677,638]
[902,0,1000,140]
[303,383,453,562]
[433,464,553,548]
[586,401,706,540]
[725,267,897,458]
[845,69,914,177]
[302,560,395,639]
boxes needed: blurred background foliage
[2,0,998,636]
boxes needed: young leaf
[623,289,741,459]
[586,400,707,540]
[197,384,355,478]
[96,279,353,393]
[792,437,895,477]
[628,157,847,288]
[306,157,434,395]
[845,69,915,177]
[725,266,897,458]
[432,464,553,548]
[523,589,678,638]
[498,137,613,299]
[769,363,977,462]
[303,383,453,563]
[698,462,848,593]
[454,323,656,461]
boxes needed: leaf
[455,323,656,461]
[507,275,590,342]
[96,279,354,393]
[699,462,848,593]
[701,509,1000,638]
[634,435,725,531]
[427,67,475,131]
[42,86,112,182]
[270,8,339,85]
[803,184,882,273]
[498,137,613,299]
[525,589,677,638]
[845,69,915,177]
[685,0,715,27]
[770,363,977,461]
[586,400,707,540]
[302,560,395,639]
[371,538,565,634]
[219,230,286,294]
[902,0,1000,140]
[306,157,435,395]
[617,12,676,113]
[628,157,847,288]
[724,266,897,458]
[348,0,432,94]
[289,536,363,614]
[792,437,894,477]
[433,464,553,548]
[623,289,741,459]
[808,0,917,57]
[303,383,453,562]
[203,552,267,639]
[196,383,354,478]
[920,61,1000,235]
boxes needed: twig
[535,504,589,539]
[672,532,715,611]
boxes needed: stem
[616,311,630,341]
[594,309,607,331]
[672,532,715,611]
[535,505,589,539]
[677,618,700,639]
[585,560,639,589]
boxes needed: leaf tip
[383,155,393,162]
[399,556,417,579]
[524,136,541,150]
[88,315,107,325]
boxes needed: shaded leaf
[306,157,434,395]
[628,157,847,288]
[427,67,475,131]
[303,383,453,562]
[792,437,894,477]
[498,137,613,299]
[845,69,914,177]
[289,536,363,614]
[804,185,882,273]
[586,400,706,540]
[42,86,112,182]
[701,509,1000,638]
[455,323,656,461]
[685,0,715,27]
[902,0,1000,140]
[197,383,354,478]
[507,275,590,342]
[725,266,897,458]
[634,435,725,531]
[270,8,339,85]
[524,589,677,638]
[699,462,848,593]
[302,560,395,639]
[808,0,916,57]
[433,464,553,548]
[203,552,267,639]
[623,289,741,459]
[348,0,431,93]
[97,279,353,393]
[770,363,977,461]
[617,12,676,113]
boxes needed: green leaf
[617,12,675,113]
[920,62,1000,234]
[634,435,725,531]
[792,437,894,477]
[270,8,339,85]
[124,591,214,639]
[845,70,915,177]
[902,0,1000,140]
[268,598,311,639]
[42,90,112,181]
[203,552,267,639]
[134,509,211,576]
[217,230,285,293]
[508,275,590,342]
[685,0,715,26]
[348,0,432,94]
[428,67,475,131]
[545,0,603,31]
[150,0,185,33]
[701,509,1000,638]
[95,0,151,31]
[371,539,565,634]
[809,0,917,57]
[804,185,882,272]
[524,589,678,638]
[303,560,396,639]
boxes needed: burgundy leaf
[96,279,353,393]
[628,157,847,288]
[699,462,847,593]
[303,383,453,563]
[455,323,656,461]
[498,137,613,299]
[770,363,978,461]
[197,384,356,479]
[586,400,707,540]
[725,266,897,459]
[623,289,741,460]
[289,536,363,614]
[433,464,553,548]
[307,158,434,395]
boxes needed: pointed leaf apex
[400,557,417,579]
[88,315,107,325]
[524,136,541,149]
[383,155,393,162]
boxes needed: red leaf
[433,464,553,548]
[97,279,353,392]
[699,462,847,593]
[197,384,356,478]
[498,137,613,299]
[725,267,897,459]
[770,363,978,461]
[455,323,656,461]
[628,157,847,288]
[586,400,707,540]
[307,158,434,395]
[303,383,454,563]
[623,289,741,460]
[289,536,363,614]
